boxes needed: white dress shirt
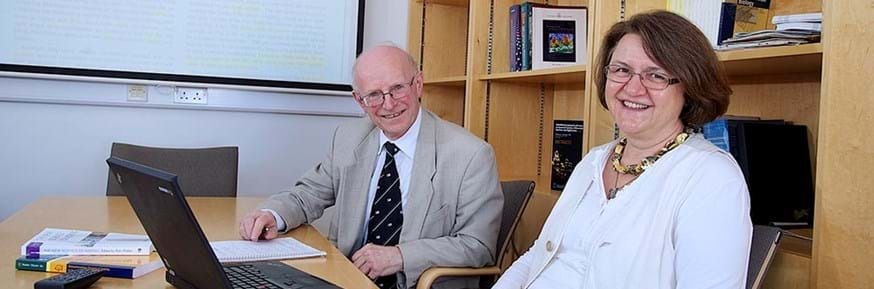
[494,134,752,289]
[360,108,422,243]
[268,108,423,234]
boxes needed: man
[238,45,503,289]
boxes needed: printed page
[211,237,325,263]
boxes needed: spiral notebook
[210,237,326,263]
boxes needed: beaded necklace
[606,131,690,199]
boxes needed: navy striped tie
[368,142,404,289]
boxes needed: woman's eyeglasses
[604,64,679,90]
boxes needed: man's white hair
[351,42,420,91]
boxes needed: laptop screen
[107,157,232,289]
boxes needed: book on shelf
[15,252,163,279]
[210,237,326,263]
[668,0,737,47]
[551,120,584,191]
[733,0,772,35]
[771,12,822,25]
[775,22,822,32]
[509,4,523,71]
[519,2,537,71]
[717,29,819,51]
[530,5,587,70]
[21,228,153,258]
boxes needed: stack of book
[508,2,587,71]
[15,228,162,279]
[717,12,822,51]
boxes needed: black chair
[415,180,535,289]
[106,142,239,197]
[747,225,783,289]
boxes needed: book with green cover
[15,252,163,279]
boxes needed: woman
[493,10,752,289]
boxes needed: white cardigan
[494,134,752,289]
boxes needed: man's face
[353,47,423,140]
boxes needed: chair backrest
[106,142,239,197]
[746,225,783,289]
[495,180,535,265]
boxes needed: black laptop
[107,157,340,289]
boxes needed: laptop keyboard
[223,264,284,289]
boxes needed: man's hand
[351,244,404,279]
[238,209,279,241]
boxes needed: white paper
[210,237,326,263]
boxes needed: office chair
[416,180,535,289]
[747,225,783,289]
[106,142,239,197]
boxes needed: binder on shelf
[735,122,814,228]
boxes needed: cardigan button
[546,241,554,252]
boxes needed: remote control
[34,268,104,289]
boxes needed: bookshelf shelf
[424,75,466,87]
[479,65,587,84]
[718,43,823,76]
[414,0,468,7]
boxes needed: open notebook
[210,237,326,263]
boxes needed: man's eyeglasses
[354,75,418,107]
[604,64,680,90]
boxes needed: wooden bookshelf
[718,43,823,76]
[414,0,468,7]
[423,75,466,87]
[410,0,874,287]
[479,65,586,84]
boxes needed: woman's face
[605,34,685,141]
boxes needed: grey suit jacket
[258,109,503,288]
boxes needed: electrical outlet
[174,87,208,105]
[127,85,148,102]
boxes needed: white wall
[0,1,408,221]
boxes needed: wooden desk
[0,197,377,289]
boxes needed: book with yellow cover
[15,252,163,279]
[734,0,772,35]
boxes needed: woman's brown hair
[593,10,732,127]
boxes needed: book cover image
[552,120,584,191]
[734,0,772,34]
[542,20,577,63]
[531,6,587,70]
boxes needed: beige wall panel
[763,250,812,289]
[488,82,553,181]
[408,1,424,66]
[422,4,469,79]
[769,0,822,30]
[464,1,493,138]
[422,85,465,125]
[812,1,874,288]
